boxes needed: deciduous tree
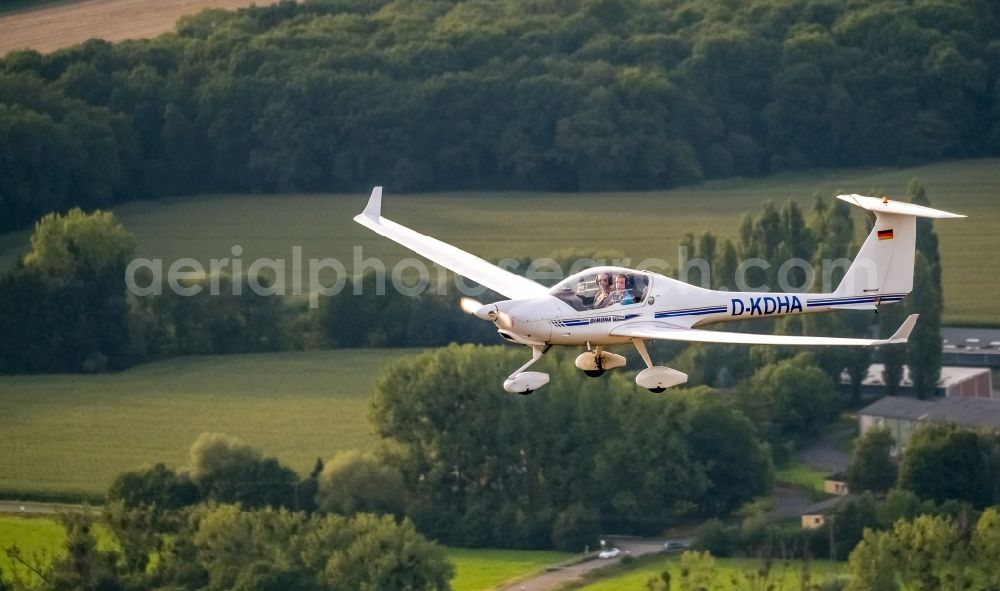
[188,433,298,509]
[315,451,404,516]
[846,428,897,495]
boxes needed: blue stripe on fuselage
[655,306,727,319]
[551,313,641,328]
[806,294,904,307]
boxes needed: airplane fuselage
[492,266,904,347]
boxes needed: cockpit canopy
[549,267,651,312]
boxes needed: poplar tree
[907,253,942,398]
[905,181,944,399]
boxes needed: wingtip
[888,313,919,343]
[361,186,383,219]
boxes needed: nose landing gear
[575,345,627,378]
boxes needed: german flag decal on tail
[877,229,894,240]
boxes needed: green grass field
[0,515,67,573]
[0,515,569,590]
[774,459,828,491]
[449,548,574,591]
[1,158,994,323]
[0,350,416,498]
[0,515,115,583]
[574,555,846,590]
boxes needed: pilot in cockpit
[593,273,612,308]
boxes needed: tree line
[644,506,1000,591]
[107,433,415,518]
[848,507,1000,591]
[0,206,499,373]
[845,423,1000,518]
[1,0,998,231]
[1,506,451,591]
[0,432,452,590]
[0,209,292,373]
[692,487,990,564]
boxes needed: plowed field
[0,0,283,54]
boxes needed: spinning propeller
[459,297,512,330]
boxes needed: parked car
[598,547,621,559]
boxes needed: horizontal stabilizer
[836,194,965,218]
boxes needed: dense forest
[1,0,998,231]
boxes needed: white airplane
[355,188,964,394]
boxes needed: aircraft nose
[474,304,498,321]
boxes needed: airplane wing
[611,314,918,346]
[353,187,550,300]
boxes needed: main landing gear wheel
[503,345,551,394]
[584,369,606,378]
[632,339,689,392]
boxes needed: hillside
[2,0,997,233]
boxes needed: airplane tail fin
[832,194,964,303]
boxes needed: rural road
[0,500,95,515]
[0,0,286,55]
[496,537,672,591]
[798,426,853,474]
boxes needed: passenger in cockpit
[607,273,635,306]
